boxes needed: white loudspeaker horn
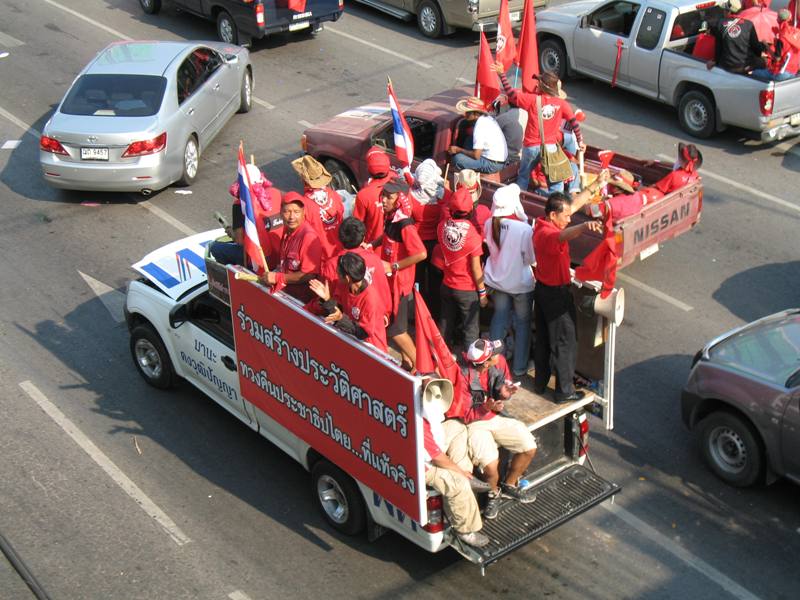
[594,287,625,326]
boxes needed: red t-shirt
[654,168,698,195]
[278,221,322,302]
[463,355,512,423]
[514,92,575,147]
[533,217,571,286]
[438,218,483,291]
[381,214,426,297]
[354,175,391,244]
[334,280,389,352]
[321,246,391,319]
[302,187,344,259]
[411,196,443,242]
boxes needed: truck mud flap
[454,465,620,570]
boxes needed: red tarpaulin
[740,6,779,43]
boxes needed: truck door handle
[221,355,236,371]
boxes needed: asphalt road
[0,1,798,599]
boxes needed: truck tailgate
[773,78,800,119]
[454,465,620,569]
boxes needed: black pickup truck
[140,0,344,45]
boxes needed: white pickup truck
[536,0,800,140]
[125,230,622,572]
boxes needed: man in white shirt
[449,96,508,174]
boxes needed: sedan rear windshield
[61,74,166,117]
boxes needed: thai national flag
[387,78,414,169]
[237,144,267,274]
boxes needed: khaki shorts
[467,416,537,469]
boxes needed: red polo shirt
[533,217,571,286]
[334,280,388,352]
[302,187,344,259]
[354,175,391,245]
[321,246,391,319]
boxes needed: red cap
[281,191,306,207]
[366,146,391,176]
[449,186,473,214]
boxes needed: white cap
[245,163,264,184]
[491,184,526,221]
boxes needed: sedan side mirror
[580,15,589,28]
[169,304,188,329]
[224,54,239,64]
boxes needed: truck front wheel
[130,324,176,390]
[139,0,161,14]
[323,159,356,194]
[539,39,568,81]
[698,411,764,487]
[311,460,366,535]
[678,90,716,138]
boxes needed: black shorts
[387,292,413,337]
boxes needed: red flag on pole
[476,31,501,106]
[496,0,518,71]
[574,206,618,298]
[288,0,307,12]
[515,0,540,93]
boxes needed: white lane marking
[140,200,198,236]
[298,120,313,128]
[19,381,192,546]
[2,140,21,149]
[457,77,473,85]
[326,27,432,69]
[43,0,133,40]
[0,32,25,47]
[602,502,762,600]
[0,105,40,138]
[657,153,800,215]
[78,271,125,323]
[581,123,619,140]
[252,96,274,110]
[228,592,253,600]
[617,272,694,312]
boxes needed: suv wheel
[678,90,716,138]
[217,10,239,45]
[417,0,444,39]
[311,460,366,535]
[139,0,161,14]
[699,411,764,487]
[539,39,568,80]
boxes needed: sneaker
[469,478,493,493]
[483,490,501,519]
[457,530,490,548]
[501,482,537,504]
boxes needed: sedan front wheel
[699,411,764,487]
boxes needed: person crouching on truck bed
[533,191,604,404]
[308,253,389,353]
[706,0,767,74]
[422,379,490,548]
[374,177,427,371]
[459,338,538,519]
[260,192,322,303]
[210,163,282,268]
[436,185,487,354]
[320,217,392,324]
[354,146,394,246]
[291,155,344,260]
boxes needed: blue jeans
[562,131,581,193]
[518,144,565,195]
[489,289,534,376]
[751,69,796,82]
[452,152,504,174]
[209,241,244,265]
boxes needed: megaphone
[593,287,625,326]
[422,378,454,415]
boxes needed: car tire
[311,460,366,536]
[217,10,239,45]
[539,39,568,81]
[417,0,445,39]
[139,0,161,14]
[678,90,716,139]
[698,411,765,487]
[130,324,176,390]
[323,159,356,193]
[238,69,252,114]
[178,136,199,187]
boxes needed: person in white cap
[421,379,490,548]
[483,184,536,378]
[459,339,538,519]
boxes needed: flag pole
[476,23,484,99]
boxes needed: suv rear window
[61,74,167,117]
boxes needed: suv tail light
[256,3,265,26]
[40,135,68,155]
[338,0,344,8]
[122,132,167,158]
[759,82,775,116]
[300,134,308,152]
[423,494,444,533]
[577,413,590,457]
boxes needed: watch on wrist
[392,262,400,272]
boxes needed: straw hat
[609,169,636,193]
[455,96,489,115]
[291,155,332,189]
[455,169,482,202]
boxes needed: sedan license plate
[81,147,109,161]
[790,113,800,127]
[289,21,310,31]
[510,11,521,20]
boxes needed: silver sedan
[39,40,253,194]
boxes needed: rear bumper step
[455,464,620,568]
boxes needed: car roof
[86,41,195,77]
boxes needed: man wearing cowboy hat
[421,378,490,548]
[448,96,508,175]
[292,155,344,260]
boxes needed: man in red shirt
[309,253,389,352]
[354,147,394,245]
[377,177,427,371]
[292,155,345,260]
[261,192,322,303]
[437,186,487,352]
[533,192,603,403]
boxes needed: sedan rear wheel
[699,411,764,487]
[178,136,199,187]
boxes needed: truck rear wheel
[217,10,239,45]
[130,324,176,390]
[678,90,716,138]
[417,0,445,39]
[311,460,366,535]
[139,0,161,14]
[539,39,568,81]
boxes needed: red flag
[575,207,618,298]
[475,31,501,107]
[288,0,307,12]
[515,0,540,93]
[496,0,518,71]
[413,290,470,419]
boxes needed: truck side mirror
[169,304,188,329]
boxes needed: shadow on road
[712,260,800,322]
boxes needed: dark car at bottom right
[682,309,800,487]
